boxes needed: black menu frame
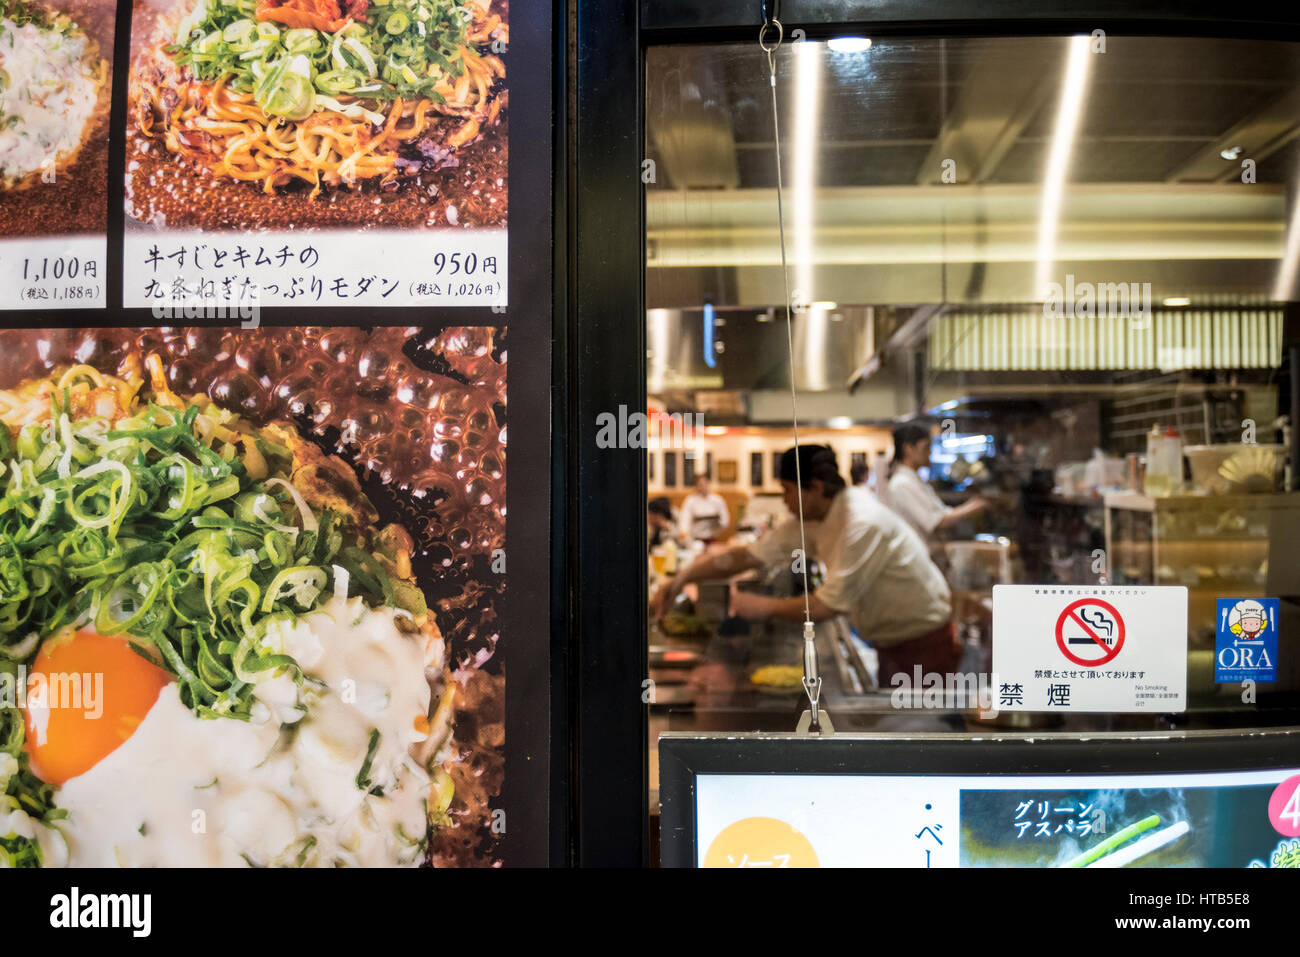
[658,728,1300,867]
[566,0,1300,867]
[1,0,555,868]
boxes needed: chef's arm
[651,546,763,617]
[729,590,839,623]
[934,495,988,530]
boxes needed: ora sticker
[1215,598,1278,683]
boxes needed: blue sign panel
[1215,598,1279,683]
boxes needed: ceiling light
[827,36,871,54]
[827,416,853,429]
[813,301,838,310]
[792,44,821,335]
[1220,146,1243,161]
[1033,35,1094,298]
[1162,297,1191,307]
[1274,180,1300,300]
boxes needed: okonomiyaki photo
[0,0,112,237]
[0,327,506,866]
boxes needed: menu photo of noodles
[0,0,113,309]
[124,0,509,310]
[0,326,508,866]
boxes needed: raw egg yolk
[22,630,172,785]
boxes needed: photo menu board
[0,0,115,307]
[695,770,1300,868]
[123,0,509,308]
[661,734,1300,870]
[0,0,550,869]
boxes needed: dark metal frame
[641,0,1300,40]
[564,0,648,866]
[659,729,1300,867]
[550,0,572,868]
[564,0,1300,867]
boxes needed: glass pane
[645,34,1300,756]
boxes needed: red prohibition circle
[1055,598,1125,667]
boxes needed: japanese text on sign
[1,237,106,310]
[992,585,1188,713]
[124,230,508,309]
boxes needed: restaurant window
[645,31,1300,827]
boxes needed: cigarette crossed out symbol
[1056,598,1125,667]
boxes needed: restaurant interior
[641,33,1300,827]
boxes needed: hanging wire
[760,18,812,627]
[761,11,823,729]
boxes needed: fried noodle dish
[130,0,506,198]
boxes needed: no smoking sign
[994,586,1187,713]
[1056,598,1125,666]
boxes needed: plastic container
[1082,449,1127,493]
[1144,427,1184,497]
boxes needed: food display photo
[0,0,114,307]
[959,783,1290,868]
[0,326,506,867]
[124,0,509,307]
[128,0,506,227]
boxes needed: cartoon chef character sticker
[1227,599,1271,641]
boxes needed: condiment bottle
[1145,425,1183,497]
[1162,426,1184,495]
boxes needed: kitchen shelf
[1104,491,1300,695]
[1103,491,1155,512]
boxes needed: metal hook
[758,18,783,54]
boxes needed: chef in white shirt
[888,423,989,541]
[678,472,730,544]
[653,445,960,677]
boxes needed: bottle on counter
[662,539,679,576]
[1144,425,1184,497]
[1165,427,1184,495]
